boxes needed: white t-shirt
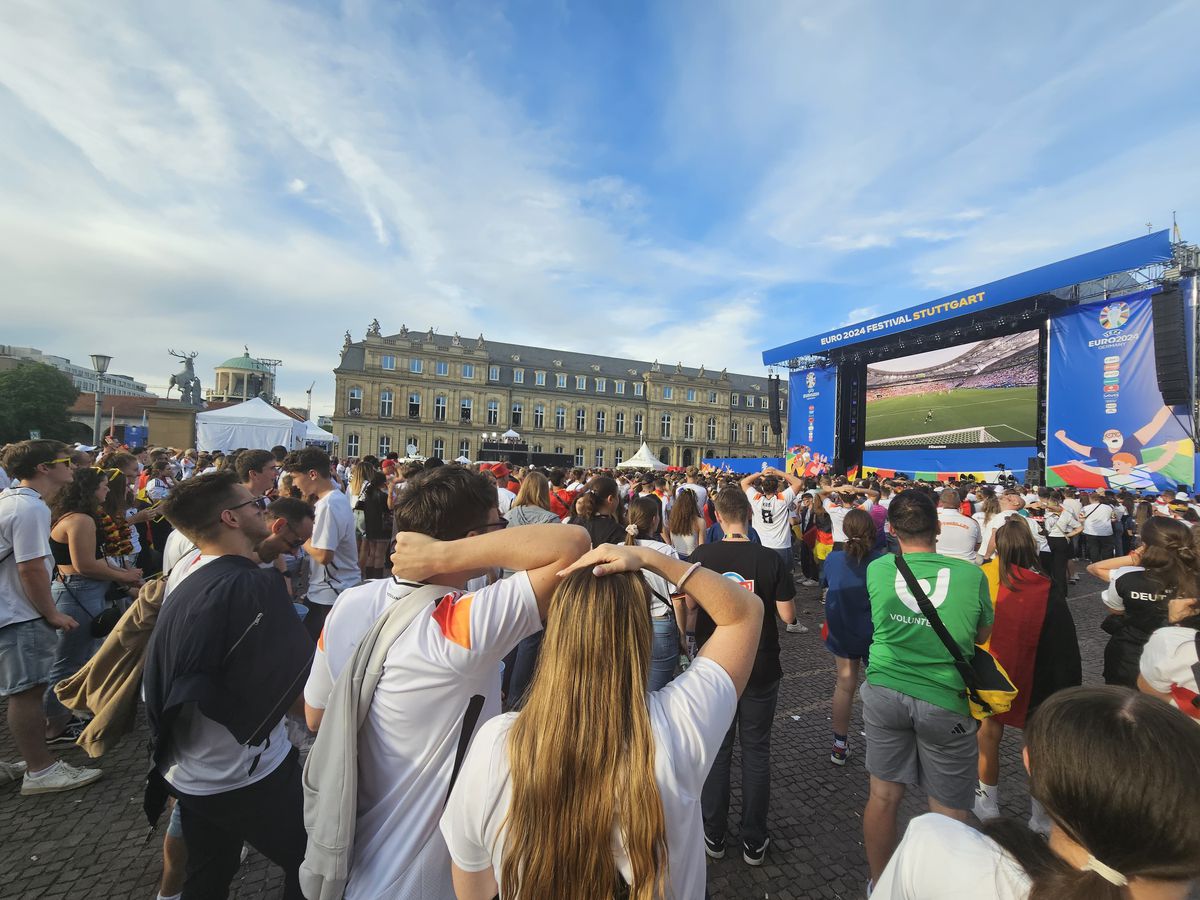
[496,486,516,517]
[145,477,173,501]
[1080,502,1117,536]
[935,509,982,564]
[1044,508,1080,539]
[1140,626,1200,720]
[307,489,360,605]
[1061,497,1084,521]
[160,528,197,576]
[824,499,850,544]
[635,539,679,617]
[981,509,1047,556]
[302,573,541,899]
[747,487,795,549]
[440,656,737,900]
[0,486,52,628]
[1102,565,1143,612]
[677,482,709,512]
[872,813,1030,899]
[161,553,290,796]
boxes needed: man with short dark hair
[282,447,358,641]
[145,471,313,899]
[861,490,993,887]
[0,440,104,794]
[302,465,589,898]
[696,487,799,867]
[236,449,278,504]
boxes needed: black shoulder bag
[894,555,1016,720]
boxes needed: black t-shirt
[568,514,627,549]
[1114,569,1172,641]
[689,540,795,688]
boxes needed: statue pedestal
[148,400,199,449]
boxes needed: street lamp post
[90,354,112,446]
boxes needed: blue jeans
[702,678,780,847]
[44,575,107,720]
[648,615,679,693]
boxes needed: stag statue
[167,349,203,407]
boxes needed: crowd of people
[2,437,1200,899]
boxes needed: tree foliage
[0,363,86,444]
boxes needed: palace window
[379,389,394,418]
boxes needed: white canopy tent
[617,441,668,471]
[195,398,306,452]
[303,420,337,445]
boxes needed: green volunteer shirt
[865,552,993,716]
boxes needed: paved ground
[0,573,1116,899]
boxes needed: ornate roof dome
[216,351,271,373]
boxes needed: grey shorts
[0,618,56,698]
[861,680,978,811]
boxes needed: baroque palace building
[332,321,786,467]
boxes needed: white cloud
[0,1,771,414]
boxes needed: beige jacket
[54,576,166,758]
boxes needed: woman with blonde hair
[505,470,561,527]
[441,543,764,899]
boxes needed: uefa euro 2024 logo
[1099,301,1130,330]
[805,372,817,390]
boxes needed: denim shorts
[0,618,56,697]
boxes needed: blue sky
[2,0,1198,415]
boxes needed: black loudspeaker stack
[1026,456,1044,485]
[1152,288,1191,406]
[768,375,783,435]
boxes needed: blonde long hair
[501,570,668,899]
[348,460,373,499]
[513,470,552,511]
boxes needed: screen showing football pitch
[864,329,1040,448]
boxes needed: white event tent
[617,441,668,471]
[303,420,337,446]
[195,398,306,452]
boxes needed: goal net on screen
[865,426,1001,448]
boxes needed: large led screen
[865,330,1039,448]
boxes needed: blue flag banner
[1047,288,1194,490]
[786,365,837,477]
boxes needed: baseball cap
[1176,491,1190,501]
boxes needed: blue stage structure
[762,232,1200,489]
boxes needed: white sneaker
[801,578,819,587]
[973,788,1000,821]
[0,759,27,784]
[786,620,809,634]
[20,760,103,796]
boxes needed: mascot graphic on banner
[1048,292,1193,491]
[787,445,829,478]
